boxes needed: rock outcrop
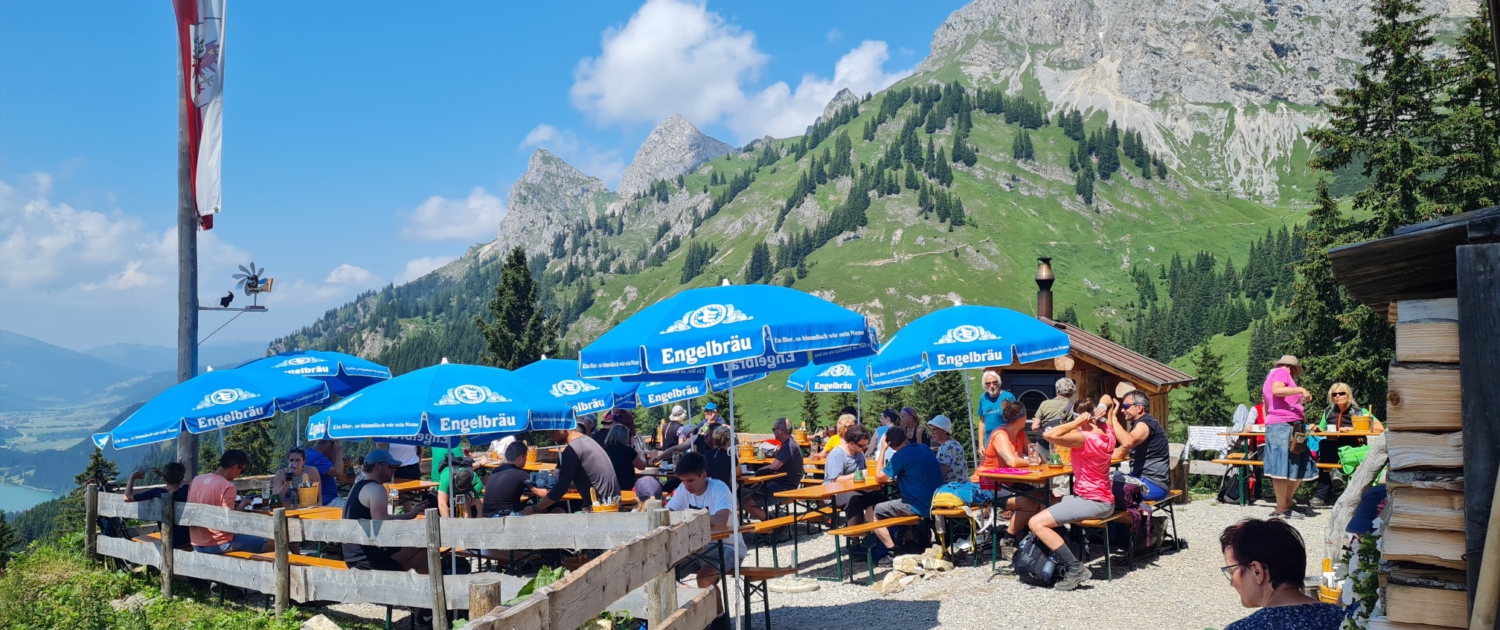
[480,149,612,260]
[917,0,1474,200]
[617,114,736,197]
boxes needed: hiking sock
[1052,543,1079,569]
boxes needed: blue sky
[0,0,962,352]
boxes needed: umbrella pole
[219,428,225,455]
[296,409,302,447]
[963,369,979,469]
[857,390,862,424]
[727,368,741,630]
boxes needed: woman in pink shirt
[1261,355,1317,519]
[1028,398,1116,592]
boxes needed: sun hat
[704,402,718,411]
[1275,355,1301,368]
[927,415,953,435]
[669,405,688,422]
[363,449,401,467]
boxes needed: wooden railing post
[84,485,99,561]
[160,497,176,597]
[273,508,290,616]
[468,576,504,621]
[644,500,676,628]
[425,508,448,630]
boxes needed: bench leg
[1103,525,1112,582]
[1167,503,1181,551]
[865,543,875,586]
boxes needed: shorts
[873,499,918,520]
[675,542,736,580]
[1046,496,1114,526]
[1263,422,1317,481]
[1122,475,1170,502]
[393,464,422,481]
[194,533,269,554]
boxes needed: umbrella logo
[436,384,511,406]
[935,325,1000,345]
[193,388,260,410]
[817,364,856,378]
[662,304,752,333]
[551,379,599,397]
[273,357,324,368]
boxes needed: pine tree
[476,247,558,370]
[224,421,277,474]
[0,511,18,570]
[799,390,821,430]
[1058,305,1080,327]
[1305,0,1441,237]
[828,392,859,425]
[1422,9,1500,215]
[905,163,921,190]
[1179,344,1234,427]
[1022,131,1035,161]
[744,241,772,284]
[1068,148,1079,172]
[75,449,120,490]
[1098,321,1115,342]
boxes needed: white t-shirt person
[666,477,746,561]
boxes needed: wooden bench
[1072,511,1133,581]
[1146,489,1184,553]
[247,552,349,570]
[738,566,798,630]
[827,516,920,585]
[1213,459,1343,470]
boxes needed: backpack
[1110,473,1146,511]
[931,482,994,509]
[1217,465,1262,504]
[1012,532,1061,586]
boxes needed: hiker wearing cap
[977,370,1016,450]
[1031,377,1077,459]
[1262,355,1317,520]
[929,415,968,483]
[526,423,620,514]
[343,450,429,572]
[742,418,805,520]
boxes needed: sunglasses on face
[856,441,870,449]
[1333,392,1348,397]
[1119,403,1134,410]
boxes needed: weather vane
[201,259,273,313]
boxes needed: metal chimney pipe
[1036,257,1055,320]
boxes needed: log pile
[1381,298,1469,628]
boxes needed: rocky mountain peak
[482,149,612,260]
[822,88,860,121]
[617,114,735,197]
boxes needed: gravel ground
[732,500,1332,630]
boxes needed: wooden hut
[1327,207,1500,629]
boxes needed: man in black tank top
[343,450,429,572]
[1114,391,1173,502]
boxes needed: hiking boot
[1270,509,1305,520]
[1294,504,1319,517]
[875,555,893,568]
[998,536,1018,561]
[1309,497,1331,508]
[1054,563,1091,591]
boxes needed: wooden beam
[97,491,165,520]
[273,508,289,616]
[1386,431,1464,470]
[311,511,663,551]
[1386,363,1463,431]
[657,586,720,630]
[1384,526,1468,571]
[159,495,175,597]
[1458,242,1500,627]
[98,535,161,567]
[643,501,676,629]
[1386,584,1469,628]
[425,509,447,630]
[171,546,278,592]
[1396,299,1460,363]
[177,503,275,538]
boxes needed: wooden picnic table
[559,489,638,505]
[770,476,888,574]
[385,479,437,493]
[740,472,787,485]
[1310,429,1381,438]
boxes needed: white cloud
[396,255,457,284]
[325,263,374,285]
[570,0,911,142]
[400,187,506,241]
[826,28,842,42]
[520,124,627,186]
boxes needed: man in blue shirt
[871,426,944,553]
[977,370,1015,450]
[304,441,339,506]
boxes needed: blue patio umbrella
[866,305,1070,463]
[93,368,329,450]
[514,358,639,416]
[784,356,927,394]
[240,350,391,397]
[635,372,766,408]
[240,349,393,445]
[578,284,875,379]
[305,362,574,442]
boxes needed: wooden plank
[1389,487,1466,531]
[469,577,505,623]
[657,586,719,630]
[425,509,448,630]
[98,535,162,567]
[1397,298,1458,324]
[1189,459,1229,477]
[1368,616,1468,630]
[177,502,275,538]
[172,547,277,592]
[1384,526,1468,571]
[436,512,664,550]
[97,491,165,521]
[293,566,527,609]
[1457,242,1500,625]
[1386,431,1464,470]
[644,501,676,629]
[1386,364,1463,431]
[1397,323,1460,364]
[1387,584,1469,628]
[299,517,431,547]
[273,508,289,616]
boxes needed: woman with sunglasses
[1218,518,1344,629]
[1311,383,1384,506]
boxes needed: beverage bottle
[387,487,400,516]
[284,471,298,508]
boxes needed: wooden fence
[87,488,712,630]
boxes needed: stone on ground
[893,555,926,575]
[300,614,342,630]
[877,570,908,594]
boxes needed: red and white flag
[174,0,226,231]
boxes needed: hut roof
[1329,206,1500,312]
[1040,318,1194,391]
